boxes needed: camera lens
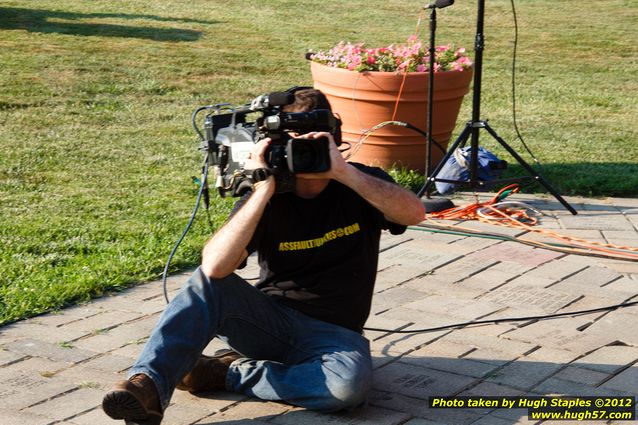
[286,137,330,173]
[293,142,318,171]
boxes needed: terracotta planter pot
[310,61,473,172]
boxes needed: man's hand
[244,138,276,195]
[296,131,425,226]
[295,132,348,182]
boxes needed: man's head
[282,88,341,146]
[282,88,332,113]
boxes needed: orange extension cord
[391,9,425,121]
[425,184,638,261]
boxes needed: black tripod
[417,0,577,215]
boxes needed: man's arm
[336,165,425,225]
[201,140,275,279]
[298,132,425,226]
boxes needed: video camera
[193,87,342,197]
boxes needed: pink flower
[311,37,471,72]
[450,61,464,71]
[398,60,411,70]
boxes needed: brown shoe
[102,373,163,425]
[176,350,241,393]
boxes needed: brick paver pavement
[1,193,637,424]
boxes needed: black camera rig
[192,87,342,197]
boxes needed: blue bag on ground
[435,147,507,194]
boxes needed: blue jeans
[128,267,372,412]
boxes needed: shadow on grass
[426,162,638,199]
[498,162,638,198]
[0,7,220,41]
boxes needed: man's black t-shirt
[233,164,406,332]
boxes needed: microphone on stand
[424,0,454,9]
[420,0,456,212]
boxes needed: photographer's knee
[320,357,372,412]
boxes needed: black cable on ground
[364,300,638,334]
[365,218,638,334]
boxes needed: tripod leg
[483,123,577,215]
[417,123,473,197]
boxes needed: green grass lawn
[1,0,636,324]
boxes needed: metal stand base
[418,120,578,215]
[421,196,455,213]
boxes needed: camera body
[199,90,341,197]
